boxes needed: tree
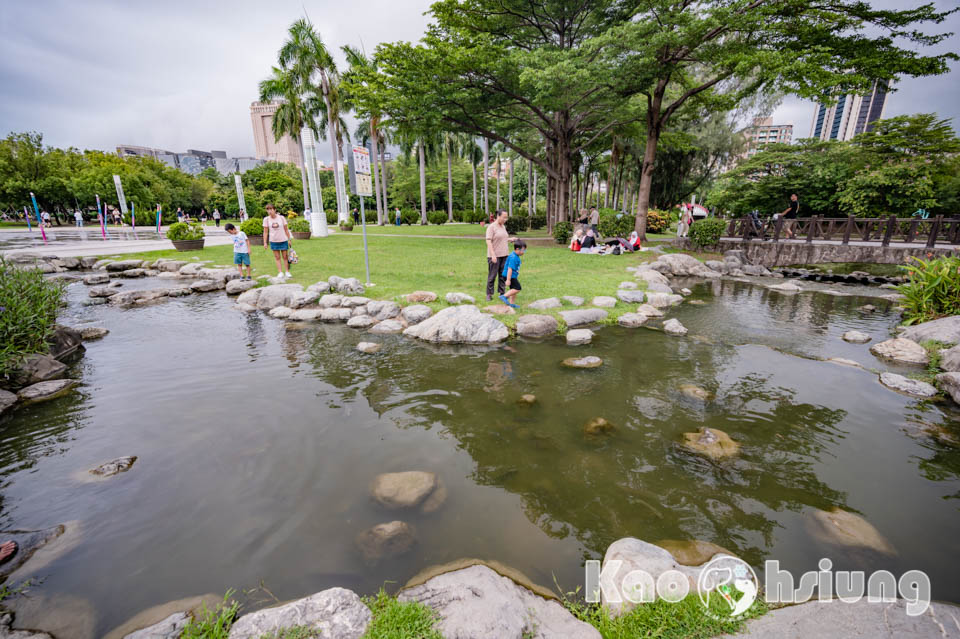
[258,65,312,213]
[343,45,388,224]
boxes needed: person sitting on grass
[628,231,642,251]
[225,223,252,281]
[570,228,584,252]
[499,240,527,309]
[580,228,598,251]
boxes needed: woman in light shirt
[262,204,294,279]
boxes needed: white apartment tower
[810,79,890,142]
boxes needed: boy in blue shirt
[499,240,526,308]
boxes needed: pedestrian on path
[213,209,221,227]
[485,210,515,301]
[781,194,799,239]
[589,207,599,236]
[395,207,401,226]
[74,210,83,227]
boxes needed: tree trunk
[635,124,662,240]
[297,138,310,215]
[495,154,501,210]
[370,121,383,225]
[380,143,388,212]
[419,140,427,225]
[472,160,477,211]
[532,168,537,216]
[527,159,533,216]
[482,139,489,218]
[508,157,514,216]
[446,138,454,222]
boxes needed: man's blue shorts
[234,253,251,266]
[269,241,289,251]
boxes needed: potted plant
[166,222,205,251]
[339,219,354,232]
[240,217,264,245]
[289,217,312,240]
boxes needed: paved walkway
[722,599,960,638]
[0,227,233,258]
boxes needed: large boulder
[527,297,562,310]
[355,521,417,563]
[516,314,558,338]
[937,372,960,405]
[17,379,76,404]
[401,305,433,325]
[941,344,960,372]
[370,471,446,513]
[255,284,303,310]
[559,309,608,327]
[225,279,257,295]
[399,564,601,639]
[227,588,371,639]
[367,301,401,321]
[0,389,17,417]
[105,259,144,272]
[879,372,937,398]
[403,306,508,344]
[899,315,960,345]
[870,338,929,365]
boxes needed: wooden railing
[724,215,960,248]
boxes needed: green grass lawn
[114,233,661,330]
[347,222,549,238]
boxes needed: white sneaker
[284,272,292,278]
[277,272,284,279]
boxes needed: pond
[2,276,959,637]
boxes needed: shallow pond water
[1,277,959,637]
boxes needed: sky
[1,0,957,163]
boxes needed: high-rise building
[811,79,889,141]
[250,101,302,167]
[722,117,793,171]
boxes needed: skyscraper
[250,101,302,167]
[810,79,890,142]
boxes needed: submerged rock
[356,342,381,354]
[805,508,896,556]
[879,372,937,398]
[527,297,562,310]
[227,588,371,639]
[870,338,929,365]
[768,281,802,293]
[0,390,17,417]
[79,327,109,341]
[842,330,871,344]
[17,380,76,404]
[515,314,558,338]
[663,318,688,336]
[399,564,600,639]
[90,456,137,477]
[827,358,864,369]
[655,539,734,566]
[403,305,508,344]
[678,384,712,402]
[566,328,594,345]
[683,427,739,459]
[517,394,537,405]
[355,521,417,563]
[371,471,446,513]
[562,356,603,369]
[583,417,614,437]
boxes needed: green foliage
[401,210,420,225]
[553,221,574,245]
[362,589,443,639]
[288,217,311,233]
[240,218,264,236]
[180,591,239,639]
[340,220,354,231]
[0,258,64,376]
[0,579,33,604]
[326,210,339,224]
[529,215,547,230]
[688,218,726,249]
[427,211,448,225]
[646,209,671,234]
[165,222,205,241]
[598,210,633,238]
[897,256,960,325]
[505,215,529,234]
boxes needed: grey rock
[827,358,864,368]
[189,279,220,293]
[900,315,960,345]
[591,296,617,308]
[320,308,354,322]
[566,328,594,345]
[356,342,381,354]
[79,256,99,269]
[225,279,257,295]
[516,314,559,338]
[767,281,802,293]
[617,313,648,328]
[560,308,608,327]
[562,356,603,369]
[663,318,688,336]
[369,319,405,334]
[561,296,584,306]
[341,296,371,308]
[705,260,726,273]
[635,269,671,288]
[166,287,192,298]
[88,285,116,298]
[347,315,378,329]
[109,290,169,307]
[154,260,188,272]
[17,379,76,404]
[941,344,960,372]
[403,306,508,343]
[723,249,746,261]
[371,471,446,512]
[122,612,190,639]
[644,292,683,308]
[318,294,345,308]
[82,273,110,285]
[288,309,323,321]
[445,292,476,305]
[842,330,872,344]
[399,564,600,639]
[79,327,109,341]
[355,521,417,562]
[330,276,365,295]
[616,290,646,304]
[90,456,137,477]
[233,303,257,313]
[636,304,664,317]
[236,288,262,306]
[82,298,108,306]
[351,305,369,317]
[178,263,206,276]
[289,290,321,309]
[105,259,144,272]
[367,300,401,321]
[227,588,371,639]
[156,272,182,280]
[645,282,674,294]
[652,253,721,278]
[937,372,960,405]
[197,268,239,285]
[255,284,304,310]
[870,338,929,365]
[268,307,293,319]
[879,372,937,398]
[404,291,438,303]
[527,297,562,310]
[108,280,124,288]
[401,305,433,325]
[679,288,692,295]
[121,268,147,278]
[93,259,114,270]
[0,389,17,417]
[10,354,67,385]
[619,281,638,290]
[0,612,54,638]
[742,264,770,277]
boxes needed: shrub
[339,219,354,231]
[646,209,670,234]
[451,209,466,222]
[165,222,204,241]
[0,257,65,377]
[326,210,338,224]
[688,218,726,249]
[553,221,573,245]
[465,210,487,223]
[288,217,310,233]
[505,215,529,234]
[898,255,960,325]
[427,211,448,225]
[402,210,420,225]
[286,211,298,218]
[530,215,547,230]
[598,211,634,238]
[239,217,263,236]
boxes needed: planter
[339,226,354,233]
[171,239,205,252]
[292,231,311,240]
[246,235,263,246]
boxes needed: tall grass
[0,257,64,377]
[898,255,960,325]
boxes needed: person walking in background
[262,204,293,279]
[589,207,599,236]
[176,207,184,224]
[239,209,247,222]
[113,208,123,226]
[781,193,799,239]
[200,208,207,225]
[352,207,360,226]
[213,208,221,227]
[395,207,401,226]
[41,210,51,227]
[485,209,513,301]
[74,209,83,227]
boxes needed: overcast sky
[1,0,957,163]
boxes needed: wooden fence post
[926,215,942,249]
[842,215,854,245]
[806,215,817,243]
[741,216,751,241]
[773,216,783,242]
[882,215,897,247]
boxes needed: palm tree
[258,65,311,213]
[342,45,385,224]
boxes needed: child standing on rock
[500,240,526,309]
[225,223,252,280]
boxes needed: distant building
[723,117,793,171]
[811,79,890,141]
[118,144,263,176]
[250,101,302,167]
[235,157,265,174]
[116,144,175,159]
[215,157,238,175]
[157,153,178,169]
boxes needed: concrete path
[722,599,960,638]
[0,228,233,258]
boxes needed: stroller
[747,210,767,240]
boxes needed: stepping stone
[645,293,683,308]
[225,279,257,295]
[879,372,937,398]
[369,319,404,334]
[591,296,617,308]
[562,296,584,306]
[562,356,603,369]
[404,291,438,303]
[566,329,594,345]
[842,330,871,344]
[482,304,515,315]
[617,290,646,304]
[527,297,561,310]
[663,319,688,336]
[617,313,648,328]
[357,342,381,354]
[17,380,76,404]
[560,309,608,327]
[870,338,928,365]
[445,292,475,305]
[347,315,378,329]
[619,281,638,290]
[82,273,109,285]
[636,304,664,317]
[515,314,557,338]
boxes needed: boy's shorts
[506,278,521,291]
[234,253,251,266]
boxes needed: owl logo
[697,555,759,619]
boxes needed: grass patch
[361,589,443,639]
[180,591,240,639]
[108,233,657,331]
[0,256,65,377]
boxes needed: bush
[0,257,65,377]
[239,217,263,236]
[553,221,573,245]
[339,220,354,231]
[530,215,547,230]
[326,210,338,225]
[646,209,671,234]
[598,211,634,238]
[165,222,204,241]
[288,217,310,233]
[428,211,448,225]
[898,255,960,325]
[402,210,420,225]
[688,218,726,249]
[505,215,529,234]
[465,210,487,223]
